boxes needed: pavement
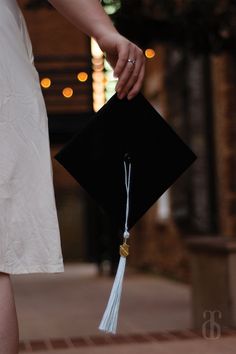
[17,338,236,354]
[10,263,236,353]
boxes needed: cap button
[124,153,131,162]
[123,231,130,239]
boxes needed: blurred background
[15,0,236,349]
[18,0,236,279]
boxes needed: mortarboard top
[54,91,197,334]
[54,91,197,235]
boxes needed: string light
[145,48,156,59]
[41,77,51,88]
[77,72,88,82]
[62,87,73,98]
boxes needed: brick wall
[211,53,236,237]
[19,0,92,114]
[19,0,88,56]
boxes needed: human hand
[96,32,146,100]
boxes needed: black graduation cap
[54,91,197,334]
[54,92,196,233]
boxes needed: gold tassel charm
[120,241,129,258]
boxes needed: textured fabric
[0,0,64,274]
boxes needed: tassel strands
[98,156,131,334]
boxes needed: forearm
[47,0,119,42]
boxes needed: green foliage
[101,0,121,15]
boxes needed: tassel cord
[98,157,132,334]
[123,159,131,241]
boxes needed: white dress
[0,0,64,274]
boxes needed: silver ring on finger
[127,58,136,65]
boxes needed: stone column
[186,52,236,329]
[187,236,236,329]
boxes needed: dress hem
[0,263,65,275]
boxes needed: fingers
[127,62,145,100]
[119,47,145,100]
[115,44,145,100]
[115,46,136,95]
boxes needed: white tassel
[98,157,131,334]
[98,251,127,334]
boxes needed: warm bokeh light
[62,87,73,98]
[92,71,106,83]
[145,48,156,59]
[77,72,88,82]
[91,31,133,108]
[92,82,105,93]
[91,37,104,58]
[92,63,104,71]
[92,57,103,65]
[41,77,51,88]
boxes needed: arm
[47,0,118,44]
[47,0,146,100]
